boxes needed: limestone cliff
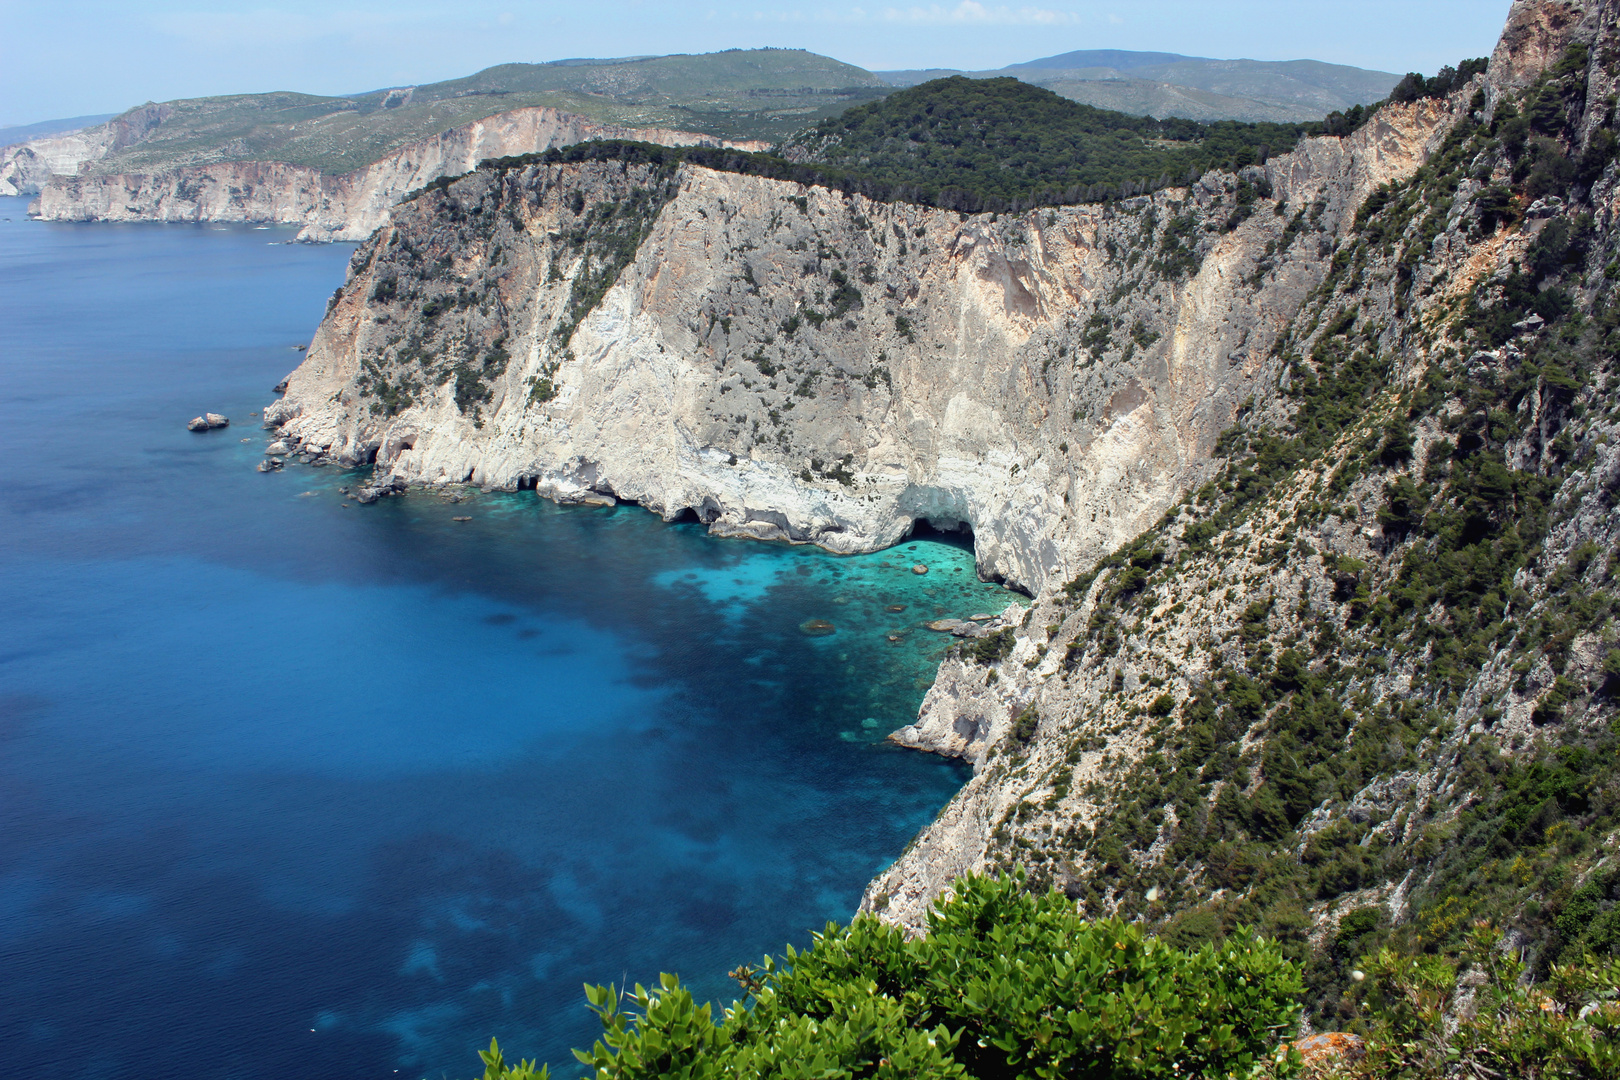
[23,105,764,241]
[264,98,1452,593]
[0,103,171,198]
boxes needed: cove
[0,198,1015,1078]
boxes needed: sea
[0,197,1016,1078]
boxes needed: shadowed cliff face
[264,97,1453,594]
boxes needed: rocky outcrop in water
[23,105,766,242]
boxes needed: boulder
[256,458,283,472]
[187,413,229,431]
[1287,1032,1366,1070]
[354,474,407,504]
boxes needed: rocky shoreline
[16,105,766,242]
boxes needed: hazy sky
[1,0,1516,127]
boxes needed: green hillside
[84,50,890,177]
[782,76,1310,210]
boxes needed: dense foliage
[478,874,1302,1079]
[471,882,1620,1080]
[1388,59,1489,106]
[1345,925,1620,1079]
[783,77,1311,211]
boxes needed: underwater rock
[799,619,836,636]
[256,458,283,472]
[912,565,929,575]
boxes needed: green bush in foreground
[480,873,1304,1079]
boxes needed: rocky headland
[13,105,765,241]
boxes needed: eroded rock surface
[263,96,1451,594]
[23,105,763,241]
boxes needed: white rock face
[264,97,1453,600]
[27,105,766,241]
[0,103,171,197]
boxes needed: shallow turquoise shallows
[0,197,1016,1078]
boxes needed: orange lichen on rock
[1288,1031,1367,1073]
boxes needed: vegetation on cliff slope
[968,37,1620,1037]
[481,873,1305,1079]
[470,876,1618,1079]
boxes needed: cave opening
[906,518,975,553]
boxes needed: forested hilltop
[781,75,1318,208]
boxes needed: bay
[0,198,1008,1078]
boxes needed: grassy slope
[88,50,890,176]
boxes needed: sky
[1,0,1516,127]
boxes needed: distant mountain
[878,49,1400,124]
[0,114,117,147]
[1008,49,1208,71]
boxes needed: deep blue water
[0,197,1015,1079]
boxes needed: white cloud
[880,2,1081,25]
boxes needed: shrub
[482,874,1304,1079]
[1350,925,1620,1079]
[963,627,1015,665]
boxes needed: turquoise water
[0,198,1016,1078]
